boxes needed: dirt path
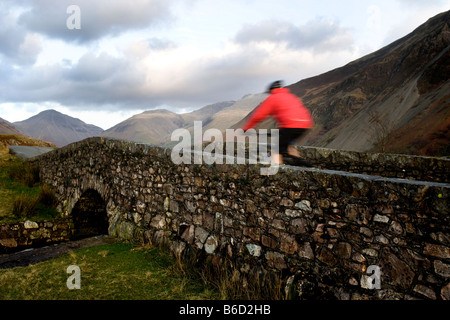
[0,235,118,269]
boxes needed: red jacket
[242,88,314,131]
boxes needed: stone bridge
[26,137,450,299]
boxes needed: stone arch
[71,188,109,239]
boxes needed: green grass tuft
[0,156,58,223]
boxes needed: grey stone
[285,209,302,218]
[374,214,389,223]
[413,285,437,300]
[298,242,314,260]
[441,282,450,300]
[194,227,209,248]
[424,243,450,259]
[24,221,39,229]
[362,248,378,257]
[434,260,450,278]
[265,251,287,270]
[295,200,312,213]
[389,221,403,235]
[204,235,218,254]
[335,242,352,259]
[380,248,415,290]
[246,243,262,257]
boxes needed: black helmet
[266,80,283,93]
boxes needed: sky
[0,0,449,130]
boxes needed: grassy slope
[0,134,55,148]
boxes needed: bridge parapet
[30,137,449,300]
[296,146,449,183]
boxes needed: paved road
[8,145,55,159]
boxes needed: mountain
[200,94,267,133]
[13,110,104,147]
[0,117,25,136]
[102,101,236,146]
[102,109,186,146]
[235,10,450,157]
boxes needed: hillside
[200,94,267,133]
[102,109,186,146]
[0,118,24,136]
[13,110,104,147]
[102,101,236,146]
[235,10,450,156]
[0,134,55,149]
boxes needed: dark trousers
[278,128,308,155]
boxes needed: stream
[0,235,118,269]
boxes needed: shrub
[12,194,39,219]
[39,184,57,207]
[8,161,40,187]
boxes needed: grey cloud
[0,35,285,112]
[1,0,336,114]
[0,48,260,111]
[66,53,124,83]
[0,60,15,87]
[153,47,279,105]
[17,0,178,43]
[0,3,42,65]
[234,19,354,52]
[2,54,119,105]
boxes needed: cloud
[0,0,359,117]
[147,37,178,51]
[395,0,449,8]
[0,45,259,110]
[0,3,42,65]
[17,0,178,43]
[234,19,354,52]
[66,52,124,83]
[0,29,359,113]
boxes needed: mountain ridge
[0,117,25,136]
[13,109,104,147]
[101,101,237,146]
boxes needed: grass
[0,240,285,300]
[0,152,58,223]
[0,242,219,300]
[171,248,284,300]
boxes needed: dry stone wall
[297,146,449,182]
[0,218,73,253]
[30,137,449,300]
